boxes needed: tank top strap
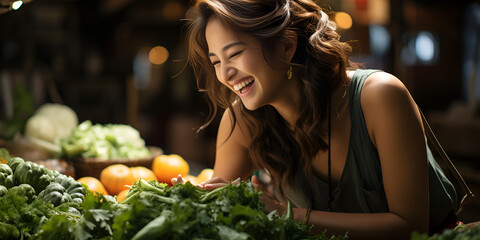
[348,69,384,189]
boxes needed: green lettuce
[60,120,150,159]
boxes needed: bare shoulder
[360,71,421,145]
[360,71,415,111]
[362,72,409,97]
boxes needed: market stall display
[0,148,347,240]
[2,147,480,239]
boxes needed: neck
[274,85,348,127]
[271,72,351,128]
[270,76,301,127]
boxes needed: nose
[220,64,237,83]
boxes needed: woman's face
[205,16,293,110]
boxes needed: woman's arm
[362,72,429,235]
[212,103,255,182]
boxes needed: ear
[282,30,298,63]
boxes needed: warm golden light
[162,1,184,21]
[149,46,169,65]
[335,12,353,29]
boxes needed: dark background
[0,0,479,223]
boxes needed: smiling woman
[182,0,460,239]
[205,16,296,111]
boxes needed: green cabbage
[24,103,78,144]
[60,120,151,159]
[24,103,79,153]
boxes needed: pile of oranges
[77,154,213,202]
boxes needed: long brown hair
[186,0,357,194]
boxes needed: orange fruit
[130,166,157,182]
[183,175,198,185]
[0,158,7,164]
[152,154,189,185]
[100,164,135,195]
[196,168,214,183]
[116,188,130,202]
[77,176,109,195]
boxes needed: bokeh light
[335,12,353,29]
[12,1,23,10]
[369,24,391,56]
[415,32,436,62]
[149,46,169,65]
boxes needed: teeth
[233,78,254,92]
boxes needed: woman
[174,0,458,239]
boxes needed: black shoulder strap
[418,107,475,215]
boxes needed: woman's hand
[251,175,287,216]
[198,176,240,190]
[172,174,286,216]
[172,174,241,190]
[171,174,186,185]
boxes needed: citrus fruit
[130,166,157,182]
[100,164,135,195]
[196,168,214,183]
[116,188,130,202]
[152,154,189,185]
[77,176,109,195]
[183,175,198,184]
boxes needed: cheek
[241,52,267,76]
[215,71,230,89]
[211,67,221,82]
[215,74,225,86]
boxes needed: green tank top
[280,69,457,232]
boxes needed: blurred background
[0,0,479,222]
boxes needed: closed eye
[229,50,243,59]
[211,50,244,66]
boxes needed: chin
[241,100,264,111]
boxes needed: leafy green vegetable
[35,189,121,240]
[34,214,76,240]
[0,184,59,239]
[0,163,14,188]
[25,103,78,145]
[7,156,24,173]
[9,183,36,203]
[2,152,87,208]
[0,185,7,197]
[36,179,348,240]
[0,221,21,239]
[13,160,53,193]
[53,174,87,203]
[130,209,173,240]
[38,182,73,206]
[60,120,151,159]
[411,224,480,240]
[112,196,162,239]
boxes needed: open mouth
[233,78,254,94]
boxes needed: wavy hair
[186,0,357,194]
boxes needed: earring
[287,66,293,80]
